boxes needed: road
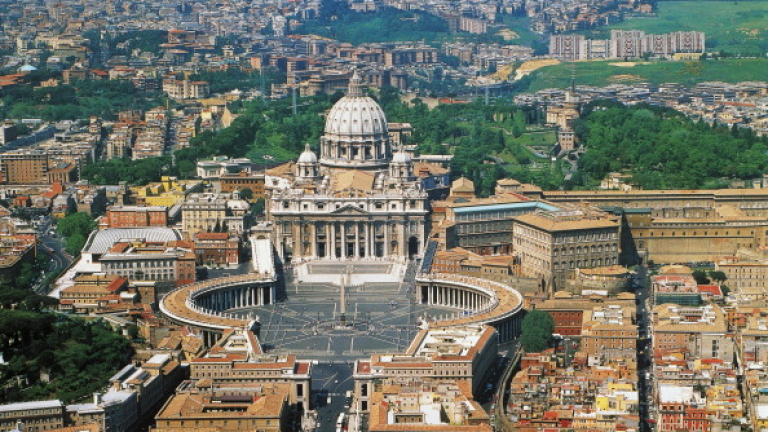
[34,216,72,294]
[310,362,354,432]
[634,265,653,431]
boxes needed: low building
[219,171,265,200]
[367,379,492,432]
[103,206,168,229]
[0,401,65,432]
[580,304,637,360]
[652,304,732,361]
[354,325,497,412]
[192,232,239,267]
[151,382,290,432]
[99,239,196,285]
[652,274,701,306]
[58,275,130,312]
[188,328,312,411]
[181,192,249,237]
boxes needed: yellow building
[130,176,203,207]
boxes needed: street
[310,362,354,432]
[634,264,653,431]
[35,215,72,294]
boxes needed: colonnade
[287,220,422,260]
[194,284,274,311]
[421,284,491,312]
[415,273,525,343]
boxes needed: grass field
[579,1,768,55]
[522,58,768,92]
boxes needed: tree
[66,233,86,255]
[252,198,266,217]
[709,271,728,284]
[57,212,96,239]
[239,188,254,201]
[521,310,555,353]
[692,270,711,285]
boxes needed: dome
[319,71,393,170]
[323,72,388,138]
[297,143,318,164]
[18,64,37,72]
[392,146,411,164]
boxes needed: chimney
[94,392,102,405]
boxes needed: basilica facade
[266,73,439,263]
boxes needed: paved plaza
[231,260,456,361]
[292,260,406,285]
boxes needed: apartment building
[162,77,210,100]
[0,401,65,432]
[104,206,168,229]
[652,304,733,361]
[181,192,249,236]
[151,383,290,432]
[188,328,312,411]
[98,239,195,285]
[192,232,239,267]
[580,304,637,360]
[0,151,49,184]
[354,325,497,412]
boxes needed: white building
[267,72,447,262]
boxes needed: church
[266,72,448,263]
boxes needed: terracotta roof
[513,213,618,232]
[332,170,374,192]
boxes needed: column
[311,224,317,258]
[354,222,360,258]
[399,220,406,259]
[298,221,304,258]
[341,223,347,259]
[369,223,375,258]
[384,223,390,258]
[330,224,336,259]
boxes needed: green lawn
[522,58,768,92]
[518,129,557,146]
[577,1,768,55]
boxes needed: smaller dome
[18,64,37,72]
[392,146,411,164]
[297,143,318,164]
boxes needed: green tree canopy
[709,271,728,283]
[239,188,254,201]
[692,270,711,285]
[521,310,555,353]
[573,102,768,189]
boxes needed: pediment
[331,204,369,215]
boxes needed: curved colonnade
[161,271,525,347]
[159,274,277,346]
[415,272,525,342]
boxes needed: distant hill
[519,59,768,93]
